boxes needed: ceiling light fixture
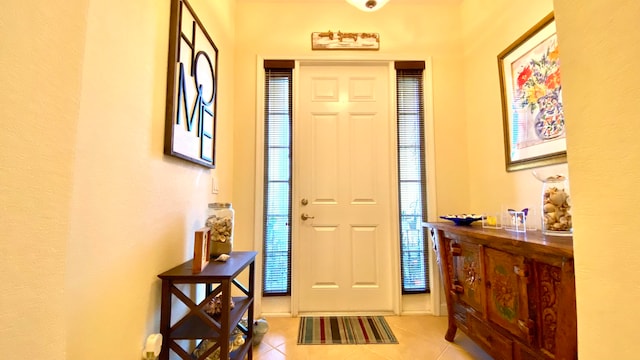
[346,0,390,12]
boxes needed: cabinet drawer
[514,341,547,360]
[468,314,513,360]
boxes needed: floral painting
[498,13,567,171]
[513,36,564,140]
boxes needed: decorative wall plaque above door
[311,30,380,50]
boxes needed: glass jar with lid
[206,203,234,257]
[534,173,572,236]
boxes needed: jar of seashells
[536,174,572,236]
[206,202,234,257]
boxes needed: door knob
[301,213,315,221]
[301,198,309,206]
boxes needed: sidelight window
[396,61,430,293]
[262,60,294,295]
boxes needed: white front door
[296,62,397,313]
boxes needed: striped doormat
[297,316,398,345]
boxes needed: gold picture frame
[498,13,567,172]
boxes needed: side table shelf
[158,251,257,360]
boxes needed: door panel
[309,226,340,287]
[485,247,531,342]
[351,226,379,287]
[311,113,339,201]
[349,114,377,202]
[297,62,395,313]
[451,240,485,314]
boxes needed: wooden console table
[158,251,257,360]
[424,223,577,360]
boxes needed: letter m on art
[174,62,214,163]
[176,62,202,133]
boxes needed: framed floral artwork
[498,13,567,172]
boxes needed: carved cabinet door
[451,240,485,314]
[484,247,533,343]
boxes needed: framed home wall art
[498,13,567,172]
[164,0,218,168]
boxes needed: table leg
[159,280,171,360]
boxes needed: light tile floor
[251,315,494,360]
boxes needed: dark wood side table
[158,251,257,360]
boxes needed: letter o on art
[194,51,216,104]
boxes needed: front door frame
[253,55,440,317]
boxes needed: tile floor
[251,315,494,360]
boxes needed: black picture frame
[164,0,218,168]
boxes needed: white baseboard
[259,311,293,318]
[440,302,448,316]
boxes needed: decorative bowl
[440,214,483,226]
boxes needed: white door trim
[253,55,439,317]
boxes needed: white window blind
[396,61,429,293]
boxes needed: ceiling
[237,0,462,4]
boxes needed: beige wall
[0,0,235,359]
[0,0,89,358]
[554,0,640,358]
